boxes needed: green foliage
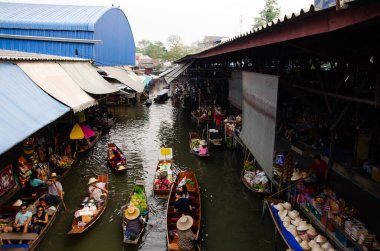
[252,0,281,29]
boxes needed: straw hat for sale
[295,236,302,243]
[176,215,194,231]
[307,227,317,238]
[88,177,97,185]
[273,203,284,211]
[300,240,311,250]
[283,221,290,228]
[290,229,298,237]
[314,235,327,244]
[311,244,323,251]
[308,240,317,248]
[278,209,287,220]
[288,210,299,220]
[297,222,310,231]
[124,206,140,220]
[291,217,302,226]
[282,216,291,223]
[282,202,292,210]
[291,170,302,181]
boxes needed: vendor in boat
[198,140,208,156]
[46,173,64,206]
[177,215,196,251]
[124,205,144,238]
[173,192,193,213]
[154,171,171,190]
[31,205,48,234]
[88,177,108,201]
[29,170,46,188]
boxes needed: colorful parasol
[70,123,96,140]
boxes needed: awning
[0,63,70,154]
[60,62,119,94]
[158,67,177,78]
[99,66,145,93]
[17,62,97,113]
[164,60,194,84]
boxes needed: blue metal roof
[0,63,70,154]
[0,2,113,31]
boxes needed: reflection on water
[37,101,276,251]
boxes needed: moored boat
[77,127,102,153]
[68,174,108,234]
[154,89,169,103]
[166,171,201,251]
[153,148,175,199]
[0,194,61,251]
[107,143,127,172]
[241,161,271,197]
[189,132,210,158]
[145,98,152,106]
[122,180,149,244]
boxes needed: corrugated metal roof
[0,2,113,31]
[0,49,89,62]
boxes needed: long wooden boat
[240,169,271,197]
[68,174,108,234]
[0,194,61,251]
[107,143,127,172]
[191,110,212,126]
[189,132,210,158]
[166,171,201,251]
[153,148,174,199]
[122,180,149,244]
[77,128,103,153]
[154,89,169,103]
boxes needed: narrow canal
[37,101,276,251]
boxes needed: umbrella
[70,123,96,140]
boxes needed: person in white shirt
[88,177,108,201]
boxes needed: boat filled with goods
[153,148,175,199]
[241,160,270,196]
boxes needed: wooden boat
[77,127,103,153]
[107,143,127,172]
[166,171,201,251]
[191,110,212,126]
[207,128,223,146]
[154,89,169,103]
[153,148,174,199]
[68,174,108,234]
[240,169,271,197]
[122,180,149,244]
[189,132,210,158]
[0,195,61,251]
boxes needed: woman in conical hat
[177,215,196,251]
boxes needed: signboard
[0,164,16,196]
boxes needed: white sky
[2,0,314,45]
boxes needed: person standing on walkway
[45,173,63,206]
[308,154,328,187]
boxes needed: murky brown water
[37,100,276,251]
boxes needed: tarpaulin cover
[239,72,278,179]
[0,63,70,154]
[99,66,145,93]
[60,62,119,94]
[17,62,97,113]
[228,70,243,110]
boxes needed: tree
[252,0,281,29]
[165,34,188,61]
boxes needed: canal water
[37,100,276,251]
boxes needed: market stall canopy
[70,123,95,139]
[0,63,70,154]
[60,62,119,94]
[158,66,177,78]
[99,66,145,93]
[163,60,194,84]
[17,62,97,113]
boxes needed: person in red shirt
[309,154,328,186]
